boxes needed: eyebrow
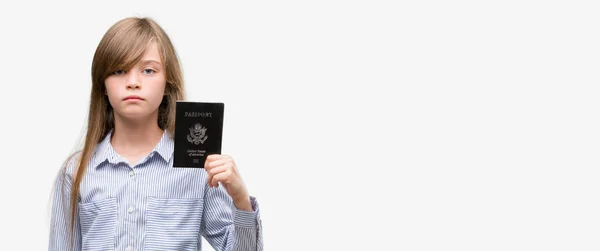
[139,59,162,67]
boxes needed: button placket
[126,166,137,251]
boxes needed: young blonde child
[49,17,262,251]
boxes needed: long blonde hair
[64,17,185,248]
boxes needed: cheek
[104,79,122,106]
[104,78,117,94]
[151,78,167,96]
[147,80,167,105]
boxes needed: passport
[173,101,224,168]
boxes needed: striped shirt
[49,130,263,251]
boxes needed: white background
[0,0,599,250]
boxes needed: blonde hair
[63,17,185,248]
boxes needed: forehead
[140,42,162,63]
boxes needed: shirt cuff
[233,196,260,228]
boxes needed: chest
[77,164,209,250]
[79,160,208,203]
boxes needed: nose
[126,73,141,90]
[127,82,140,90]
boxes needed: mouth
[123,95,144,101]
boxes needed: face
[105,42,166,121]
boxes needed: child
[49,17,263,251]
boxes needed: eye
[113,70,126,75]
[143,69,156,75]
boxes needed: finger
[204,154,221,169]
[206,158,229,170]
[206,165,228,187]
[205,154,230,169]
[206,154,224,162]
[209,162,232,175]
[207,162,233,187]
[210,170,232,188]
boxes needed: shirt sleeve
[201,185,263,251]
[48,158,82,251]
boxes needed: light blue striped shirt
[49,130,263,251]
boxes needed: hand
[205,154,252,211]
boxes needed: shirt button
[125,246,132,251]
[128,207,134,213]
[129,170,135,177]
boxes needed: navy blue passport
[173,101,224,168]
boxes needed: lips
[123,95,144,101]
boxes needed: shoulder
[62,150,83,179]
[51,150,83,188]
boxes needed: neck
[110,112,164,155]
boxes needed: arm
[201,185,263,251]
[202,154,263,251]
[48,161,82,250]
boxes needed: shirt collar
[90,129,174,169]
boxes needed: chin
[115,109,155,120]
